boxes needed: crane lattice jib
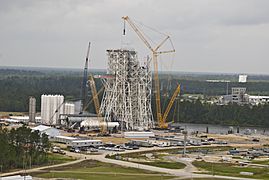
[162,84,181,124]
[122,16,175,128]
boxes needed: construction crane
[88,75,101,116]
[162,84,181,128]
[83,86,104,112]
[88,74,107,134]
[80,42,91,113]
[122,16,175,129]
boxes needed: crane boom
[83,86,104,112]
[88,74,101,116]
[162,84,181,125]
[122,16,175,128]
[88,74,107,133]
[80,42,91,113]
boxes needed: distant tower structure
[41,95,64,125]
[100,49,153,130]
[29,96,36,123]
[239,74,247,83]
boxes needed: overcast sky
[0,0,269,74]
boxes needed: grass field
[136,161,186,169]
[46,153,75,165]
[193,160,269,179]
[112,146,232,159]
[33,160,174,180]
[252,159,269,165]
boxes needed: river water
[176,123,269,135]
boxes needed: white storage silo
[64,103,75,115]
[29,96,36,123]
[41,94,64,125]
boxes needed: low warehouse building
[67,139,103,147]
[31,125,60,138]
[124,131,155,138]
[52,135,78,144]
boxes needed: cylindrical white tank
[64,103,75,115]
[29,96,36,123]
[41,94,64,125]
[81,118,119,130]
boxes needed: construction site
[33,16,179,135]
[3,16,269,180]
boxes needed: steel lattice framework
[100,49,153,130]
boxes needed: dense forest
[0,126,50,172]
[1,68,269,126]
[169,100,269,127]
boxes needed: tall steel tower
[100,49,153,130]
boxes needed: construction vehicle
[122,16,175,129]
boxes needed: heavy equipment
[122,16,175,128]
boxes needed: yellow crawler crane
[122,16,175,129]
[162,84,181,128]
[88,74,107,134]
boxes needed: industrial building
[220,87,248,104]
[219,87,269,105]
[100,49,153,131]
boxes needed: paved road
[65,151,257,180]
[1,146,258,180]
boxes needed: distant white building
[32,125,60,138]
[219,87,269,105]
[41,94,64,125]
[249,95,269,105]
[239,74,248,83]
[219,87,248,104]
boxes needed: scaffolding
[100,49,153,130]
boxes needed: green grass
[193,160,269,179]
[137,161,186,169]
[33,160,173,180]
[110,146,232,160]
[37,172,172,180]
[46,153,75,165]
[252,159,269,165]
[183,178,228,180]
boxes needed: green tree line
[0,126,50,172]
[168,100,269,127]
